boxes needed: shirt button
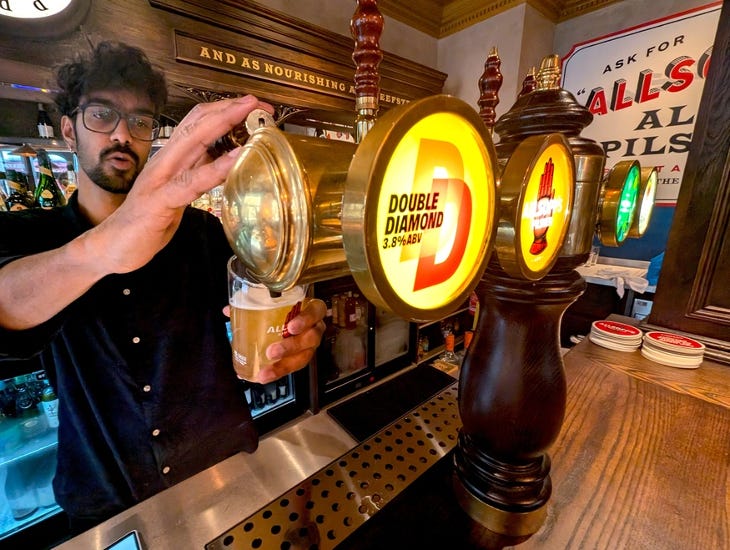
[152,428,161,437]
[122,288,131,296]
[132,336,141,344]
[162,466,171,475]
[143,385,152,393]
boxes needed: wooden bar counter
[58,317,729,549]
[341,324,730,550]
[524,327,730,549]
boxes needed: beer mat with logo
[326,365,456,442]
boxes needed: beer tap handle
[477,46,503,135]
[518,66,537,98]
[536,54,562,91]
[351,0,384,142]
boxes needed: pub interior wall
[262,0,438,68]
[553,0,714,57]
[0,0,712,151]
[437,4,532,121]
[519,4,556,87]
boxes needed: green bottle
[5,170,35,211]
[34,148,66,209]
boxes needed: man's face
[67,89,155,194]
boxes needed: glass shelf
[417,307,468,330]
[0,500,60,541]
[0,417,57,470]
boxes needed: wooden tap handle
[518,66,537,97]
[351,0,384,107]
[477,46,503,130]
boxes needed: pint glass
[228,256,307,381]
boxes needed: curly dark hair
[54,41,167,116]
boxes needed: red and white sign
[644,331,705,352]
[562,3,721,205]
[593,320,642,338]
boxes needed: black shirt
[0,195,258,523]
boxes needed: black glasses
[72,103,160,141]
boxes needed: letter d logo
[411,139,472,291]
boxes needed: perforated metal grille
[206,382,460,550]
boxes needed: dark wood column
[646,2,730,360]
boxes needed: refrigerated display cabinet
[0,368,64,543]
[311,275,474,411]
[240,372,311,436]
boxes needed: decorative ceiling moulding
[441,0,525,37]
[526,0,563,21]
[378,0,445,37]
[554,0,622,21]
[379,0,622,38]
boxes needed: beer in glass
[227,257,306,381]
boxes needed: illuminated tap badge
[378,131,488,296]
[344,96,498,321]
[598,159,642,247]
[520,145,572,270]
[496,134,574,280]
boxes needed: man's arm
[0,96,273,330]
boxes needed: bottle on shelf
[464,330,474,350]
[159,115,175,138]
[33,451,57,508]
[322,298,336,344]
[0,170,7,196]
[61,162,78,199]
[5,170,35,211]
[456,330,474,364]
[40,380,59,429]
[336,293,347,329]
[263,382,278,406]
[417,335,430,361]
[322,298,341,382]
[0,170,8,211]
[36,103,55,139]
[15,374,47,435]
[191,191,211,212]
[241,383,253,410]
[34,149,66,209]
[250,383,266,410]
[277,376,290,400]
[438,330,459,364]
[4,462,38,520]
[344,292,358,330]
[209,185,223,218]
[14,378,35,418]
[468,290,479,330]
[0,379,18,418]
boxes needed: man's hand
[252,298,327,384]
[92,95,274,275]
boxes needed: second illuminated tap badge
[495,133,574,280]
[519,144,573,271]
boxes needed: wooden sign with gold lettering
[174,33,411,107]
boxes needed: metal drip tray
[206,382,460,550]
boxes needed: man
[0,42,326,531]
